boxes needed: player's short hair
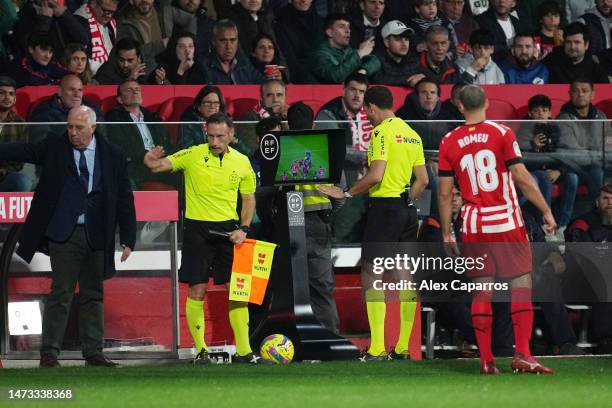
[206,112,234,129]
[415,77,440,96]
[364,86,393,110]
[287,101,314,130]
[458,85,486,111]
[528,94,551,111]
[450,82,467,99]
[255,116,282,139]
[344,71,369,87]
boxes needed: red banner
[0,191,179,223]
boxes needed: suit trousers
[305,211,340,334]
[41,226,105,358]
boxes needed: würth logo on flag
[236,277,245,289]
[258,253,266,265]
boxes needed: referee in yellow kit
[143,113,261,364]
[319,86,429,361]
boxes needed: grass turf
[1,357,610,408]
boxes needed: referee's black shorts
[179,219,237,286]
[363,197,418,243]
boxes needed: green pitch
[1,357,611,408]
[275,133,329,182]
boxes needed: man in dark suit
[106,80,176,190]
[0,105,136,368]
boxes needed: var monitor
[258,129,346,187]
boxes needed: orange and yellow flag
[229,239,277,305]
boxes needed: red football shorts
[461,227,532,279]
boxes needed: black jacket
[475,8,522,63]
[566,209,612,243]
[274,4,324,84]
[0,133,136,279]
[222,3,276,55]
[371,49,421,86]
[204,53,265,85]
[544,47,609,84]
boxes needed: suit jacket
[0,132,136,279]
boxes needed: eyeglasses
[96,0,117,16]
[201,101,221,107]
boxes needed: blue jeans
[529,170,578,227]
[579,165,604,201]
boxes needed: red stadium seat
[486,99,517,120]
[229,97,258,119]
[158,97,193,122]
[101,96,117,113]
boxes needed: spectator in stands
[566,0,595,23]
[371,20,423,86]
[577,0,612,55]
[0,0,18,74]
[61,43,95,85]
[94,38,151,85]
[11,33,71,88]
[28,74,104,143]
[517,94,577,239]
[500,33,549,84]
[348,0,386,49]
[407,0,457,56]
[219,0,275,56]
[456,28,506,84]
[316,72,371,242]
[242,79,288,121]
[544,22,609,83]
[396,77,455,150]
[557,79,611,199]
[73,0,119,74]
[522,206,586,355]
[418,26,473,84]
[517,0,566,34]
[309,13,381,83]
[475,0,523,63]
[205,19,265,84]
[440,82,466,121]
[116,0,195,66]
[440,0,479,51]
[534,1,564,61]
[173,0,215,63]
[564,184,612,354]
[597,46,612,80]
[150,32,208,85]
[274,0,323,83]
[106,80,176,190]
[250,34,290,83]
[11,0,85,59]
[0,76,33,192]
[179,85,226,149]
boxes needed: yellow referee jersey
[167,144,256,221]
[367,117,425,198]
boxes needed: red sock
[471,290,494,363]
[511,287,533,357]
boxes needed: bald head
[458,85,487,112]
[67,106,96,149]
[59,74,84,109]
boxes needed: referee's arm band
[505,157,523,167]
[438,170,454,177]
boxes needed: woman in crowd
[250,33,290,83]
[179,85,226,148]
[62,43,95,85]
[151,32,208,85]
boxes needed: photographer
[517,94,578,241]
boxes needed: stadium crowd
[0,0,611,361]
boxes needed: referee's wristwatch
[239,225,250,233]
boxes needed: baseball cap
[381,20,414,40]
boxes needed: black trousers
[41,226,105,359]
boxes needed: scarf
[83,4,116,65]
[344,102,372,152]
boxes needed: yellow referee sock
[365,289,386,356]
[229,300,252,356]
[186,297,207,352]
[395,290,417,355]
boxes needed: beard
[601,208,612,225]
